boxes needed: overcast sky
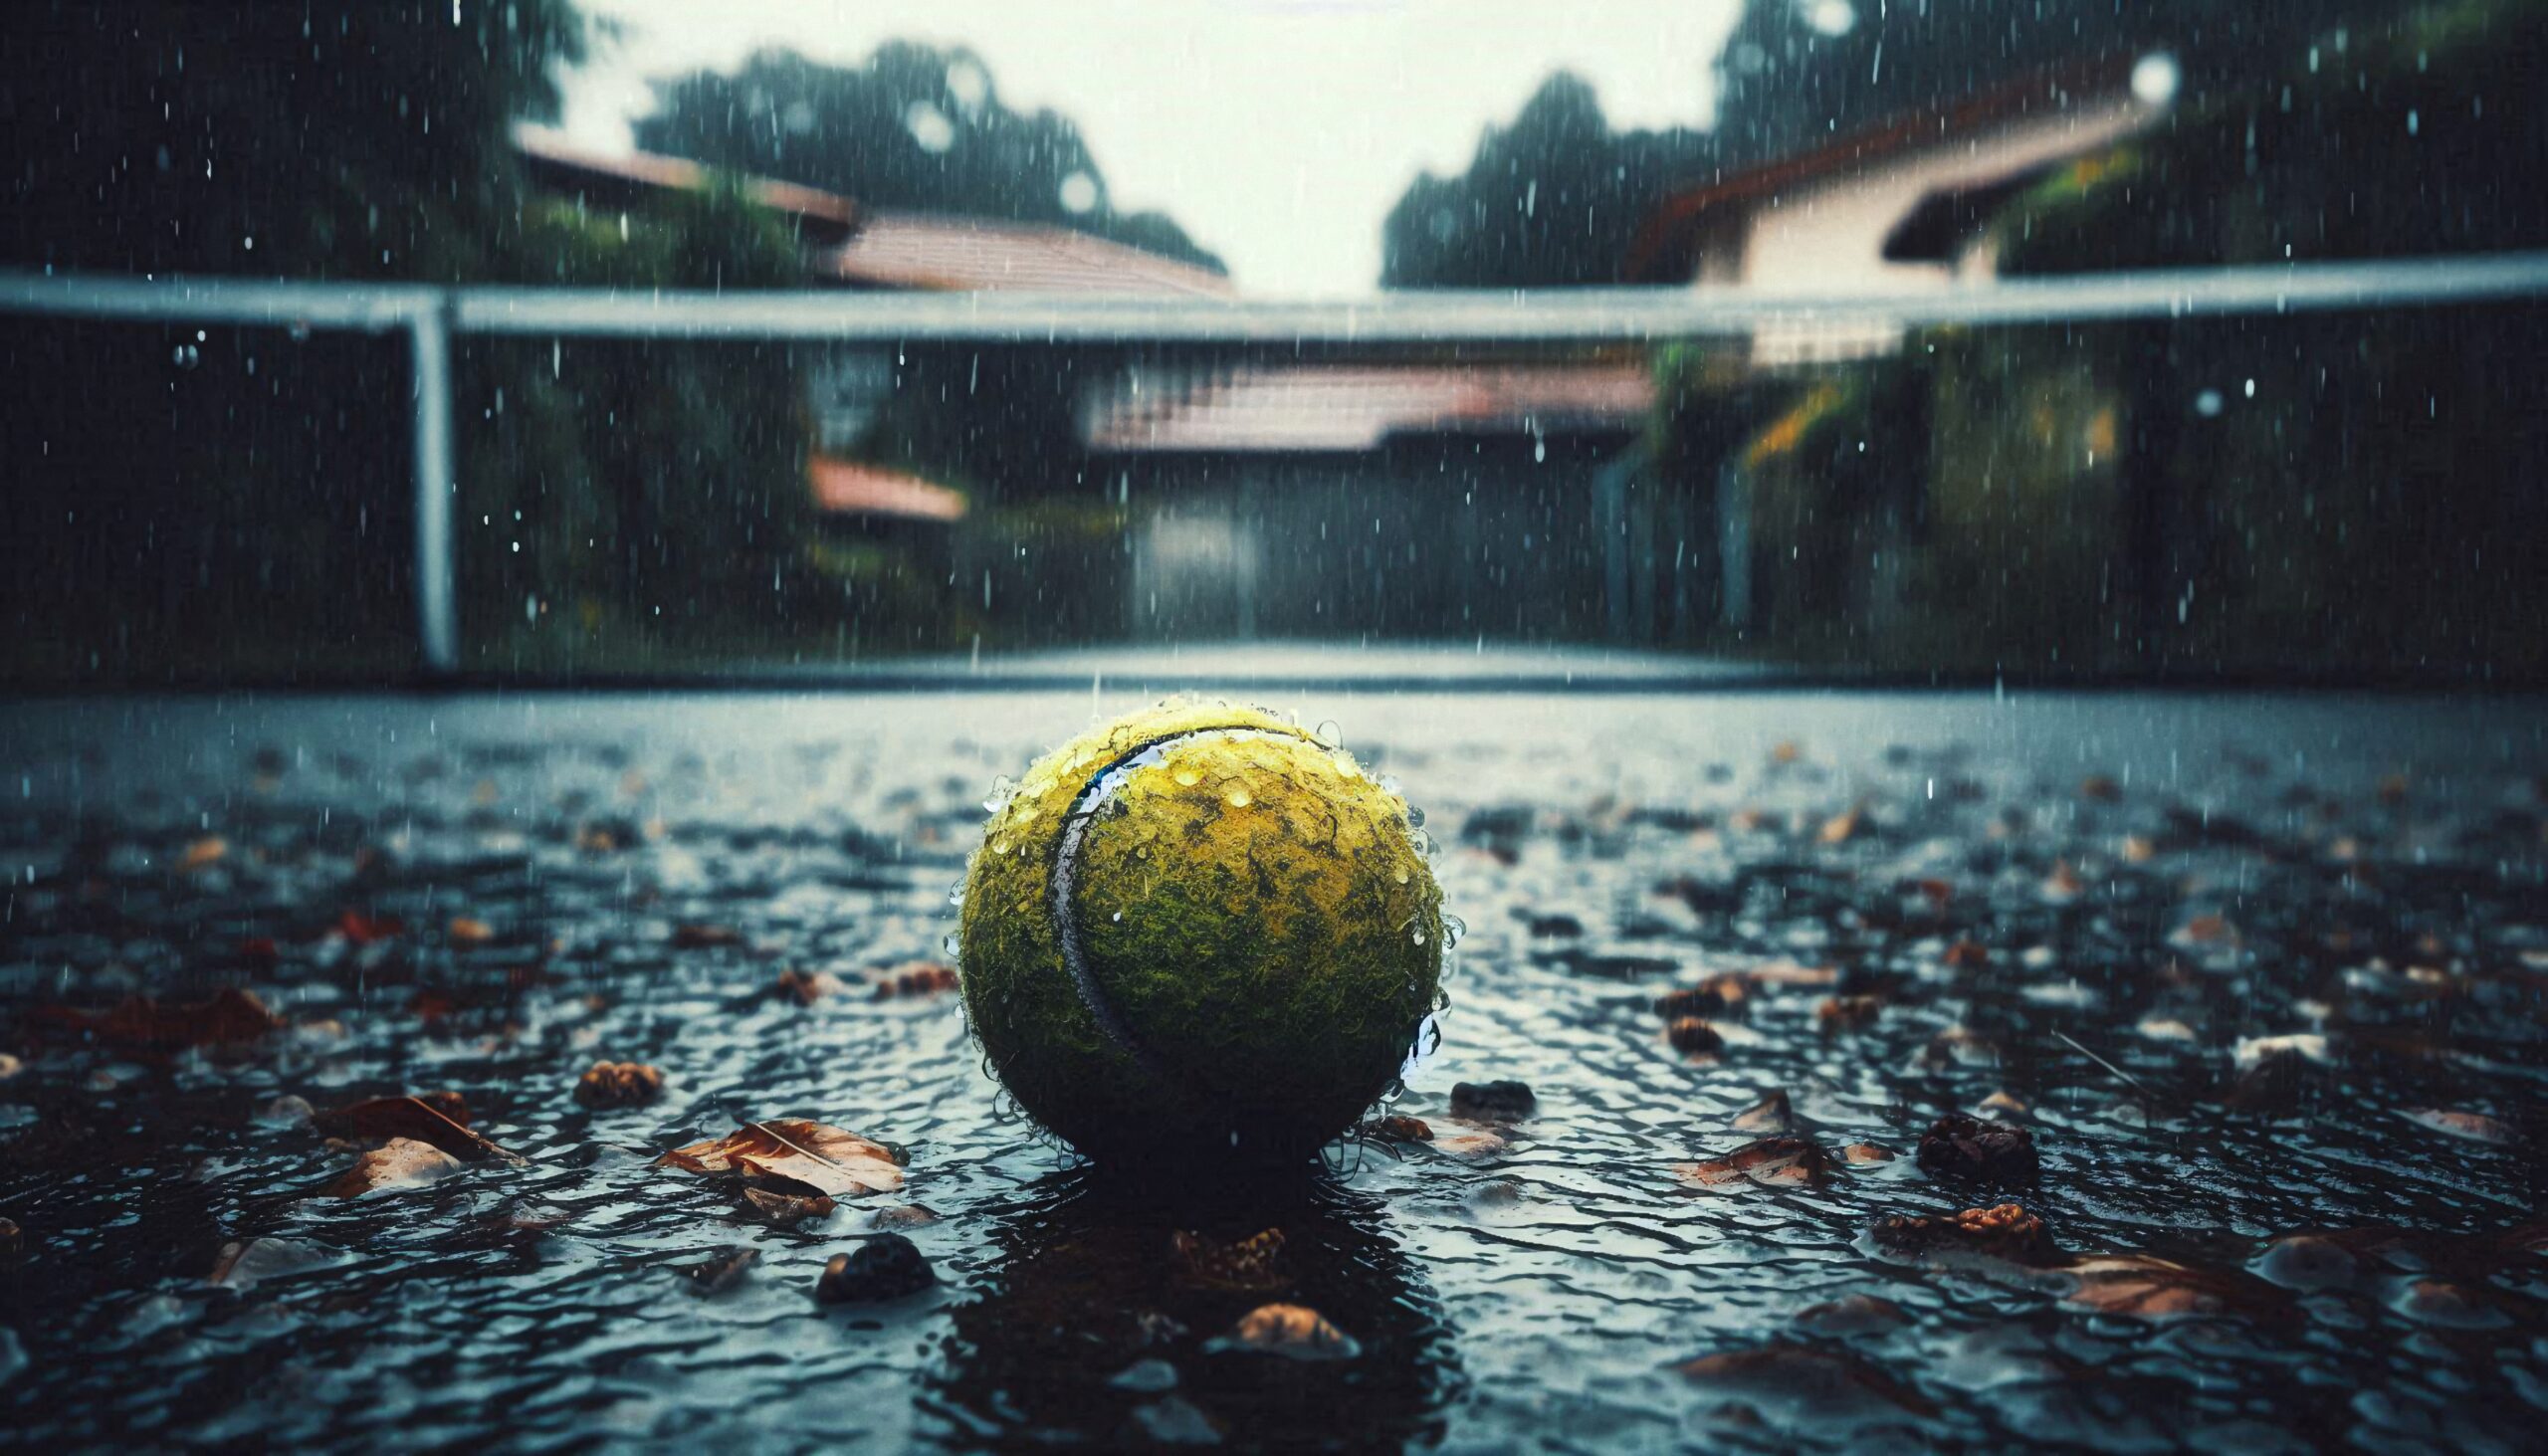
[558,0,1747,297]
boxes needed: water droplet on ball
[1172,766,1202,787]
[1226,787,1253,808]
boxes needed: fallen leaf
[1840,1142,1896,1164]
[446,917,496,946]
[671,925,745,950]
[1679,1137,1834,1189]
[334,912,403,945]
[31,988,281,1053]
[178,836,229,872]
[872,962,960,999]
[1654,975,1750,1020]
[1204,1304,1361,1360]
[209,1237,336,1289]
[677,1246,758,1297]
[1750,960,1841,989]
[313,1094,524,1165]
[1668,1016,1725,1057]
[657,1118,903,1198]
[1732,1090,1796,1134]
[573,1061,664,1109]
[1941,940,1991,969]
[742,1187,837,1227]
[1816,995,1882,1033]
[775,967,847,1005]
[1818,806,1865,845]
[1431,1129,1511,1158]
[2405,1109,2515,1145]
[2120,835,2157,864]
[2080,775,2122,802]
[0,1053,22,1082]
[2062,1254,2271,1319]
[1675,1345,1936,1422]
[318,1137,463,1198]
[1871,1203,2062,1267]
[1170,1228,1287,1292]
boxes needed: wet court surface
[1,689,2543,1451]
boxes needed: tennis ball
[958,701,1445,1164]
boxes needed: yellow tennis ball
[958,701,1445,1163]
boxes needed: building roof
[514,123,861,245]
[808,456,967,520]
[513,123,1232,296]
[1083,361,1652,453]
[1623,52,2156,284]
[817,214,1235,297]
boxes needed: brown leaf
[447,917,496,947]
[2062,1254,2266,1319]
[318,1137,464,1198]
[872,962,960,999]
[1170,1228,1287,1292]
[677,1246,758,1297]
[1667,1016,1726,1057]
[1654,975,1750,1020]
[775,967,847,1005]
[178,836,229,872]
[742,1186,837,1227]
[31,988,282,1053]
[1731,1089,1796,1134]
[314,1095,524,1166]
[2079,775,2122,803]
[1679,1137,1834,1189]
[1363,1115,1432,1143]
[1205,1304,1362,1360]
[656,1118,903,1198]
[573,1061,664,1110]
[1818,806,1866,845]
[1816,994,1883,1033]
[2405,1108,2516,1145]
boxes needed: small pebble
[1914,1113,2038,1185]
[1448,1080,1535,1122]
[814,1234,935,1304]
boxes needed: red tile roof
[513,123,1231,296]
[819,214,1233,297]
[1084,362,1652,453]
[514,124,860,244]
[808,456,967,520]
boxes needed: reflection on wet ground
[0,691,2542,1450]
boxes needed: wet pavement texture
[1,690,2543,1452]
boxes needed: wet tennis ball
[958,701,1445,1164]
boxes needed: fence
[8,252,2548,675]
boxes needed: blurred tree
[1381,73,1716,289]
[0,2,826,682]
[634,45,1225,275]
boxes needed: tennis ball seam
[1050,724,1316,1098]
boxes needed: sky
[558,0,1749,298]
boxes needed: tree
[634,44,1224,274]
[0,2,824,682]
[1381,73,1717,289]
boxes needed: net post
[408,297,459,677]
